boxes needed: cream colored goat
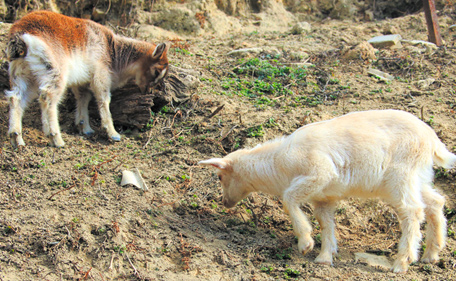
[5,11,170,147]
[199,109,455,273]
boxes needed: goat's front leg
[313,201,337,265]
[283,176,321,255]
[91,68,120,142]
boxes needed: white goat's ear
[198,158,230,170]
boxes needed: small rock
[368,34,402,49]
[414,78,435,90]
[227,47,263,57]
[368,68,394,81]
[355,252,391,269]
[291,22,312,35]
[401,39,438,52]
[383,25,399,35]
[342,41,377,60]
[289,51,310,61]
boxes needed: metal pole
[422,0,443,46]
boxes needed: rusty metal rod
[423,0,443,46]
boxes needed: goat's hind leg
[314,201,337,265]
[38,83,66,147]
[6,87,27,147]
[73,87,94,136]
[6,79,38,147]
[389,183,425,273]
[421,185,446,263]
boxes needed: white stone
[368,34,402,48]
[121,168,148,191]
[401,39,438,51]
[291,22,312,35]
[355,252,391,269]
[414,78,436,90]
[227,48,263,57]
[368,68,394,81]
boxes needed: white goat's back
[240,110,455,201]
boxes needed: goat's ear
[152,42,170,59]
[198,158,231,170]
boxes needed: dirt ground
[2,7,456,281]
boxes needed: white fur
[66,53,92,86]
[199,109,455,273]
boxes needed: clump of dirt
[1,2,456,281]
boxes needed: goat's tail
[6,34,27,61]
[433,140,456,169]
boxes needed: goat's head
[199,153,252,208]
[137,42,170,93]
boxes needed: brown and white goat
[200,109,456,273]
[5,10,170,147]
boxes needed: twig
[48,184,76,200]
[219,125,238,141]
[205,104,225,120]
[65,226,72,239]
[242,202,258,228]
[90,156,117,186]
[83,267,92,280]
[142,117,158,149]
[125,253,140,277]
[105,0,111,14]
[108,251,115,270]
[272,95,284,100]
[157,200,178,208]
[161,110,183,134]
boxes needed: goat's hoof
[83,130,95,137]
[110,134,121,142]
[391,261,408,274]
[421,254,439,264]
[49,134,65,148]
[9,132,25,147]
[315,254,333,266]
[298,237,314,255]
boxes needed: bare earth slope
[1,10,456,281]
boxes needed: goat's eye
[218,175,222,181]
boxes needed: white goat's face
[217,170,250,208]
[199,157,251,208]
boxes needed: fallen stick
[206,104,225,120]
[125,253,140,277]
[48,184,76,200]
